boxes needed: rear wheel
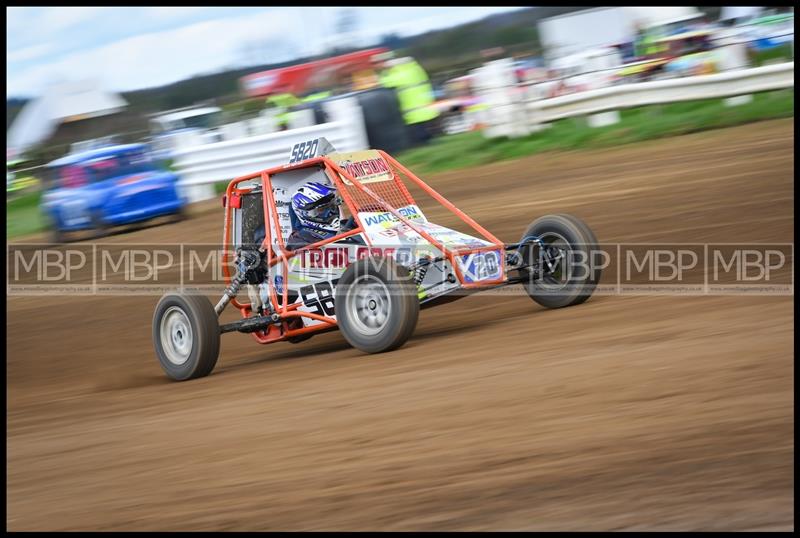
[46,213,68,244]
[90,210,109,240]
[170,204,188,223]
[49,227,68,244]
[153,293,220,381]
[519,214,602,309]
[335,256,419,353]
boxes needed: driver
[241,181,356,316]
[287,181,355,250]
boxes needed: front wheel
[335,256,419,353]
[153,293,220,381]
[519,214,602,309]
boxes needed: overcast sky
[6,6,525,98]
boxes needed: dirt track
[6,119,794,531]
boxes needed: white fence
[173,97,369,202]
[475,60,795,138]
[171,61,794,201]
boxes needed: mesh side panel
[336,159,498,246]
[340,170,417,213]
[383,163,492,239]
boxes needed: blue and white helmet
[291,181,341,235]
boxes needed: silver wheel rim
[160,306,193,365]
[346,275,392,336]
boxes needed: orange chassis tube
[220,154,509,345]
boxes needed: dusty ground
[6,119,794,531]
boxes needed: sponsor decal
[459,250,502,283]
[367,219,489,250]
[417,223,491,249]
[340,158,389,180]
[362,205,425,227]
[298,247,351,269]
[329,150,392,184]
[293,245,427,269]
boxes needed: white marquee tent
[538,7,704,61]
[7,80,127,155]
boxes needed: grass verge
[396,88,794,175]
[6,190,45,239]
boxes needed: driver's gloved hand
[339,217,357,232]
[236,248,267,285]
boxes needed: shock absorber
[215,271,247,315]
[412,256,431,287]
[214,248,263,315]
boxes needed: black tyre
[90,210,109,240]
[50,226,68,245]
[519,214,602,309]
[46,212,69,244]
[170,204,188,223]
[552,213,602,305]
[286,318,313,344]
[353,88,411,153]
[153,293,221,381]
[335,256,419,353]
[287,334,313,344]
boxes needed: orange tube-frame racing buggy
[152,138,602,381]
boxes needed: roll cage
[219,149,544,344]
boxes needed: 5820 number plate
[288,139,320,164]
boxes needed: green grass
[752,44,794,67]
[6,190,45,239]
[6,89,794,239]
[396,89,794,175]
[214,181,229,195]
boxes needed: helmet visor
[302,195,338,223]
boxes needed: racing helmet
[291,181,341,235]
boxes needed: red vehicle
[240,48,389,97]
[152,138,602,381]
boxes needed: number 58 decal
[299,278,339,317]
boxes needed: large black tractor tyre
[335,256,419,354]
[153,293,220,381]
[520,214,602,309]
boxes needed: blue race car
[41,143,187,242]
